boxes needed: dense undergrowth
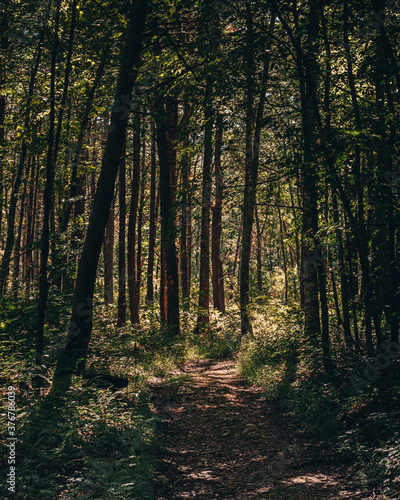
[0,288,241,499]
[1,275,400,498]
[237,294,400,498]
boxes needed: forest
[1,0,400,498]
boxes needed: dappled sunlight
[151,359,367,499]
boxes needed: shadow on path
[150,359,379,499]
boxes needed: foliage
[237,269,400,497]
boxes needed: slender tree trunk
[278,206,288,303]
[103,200,114,304]
[52,0,147,391]
[332,193,353,345]
[35,0,62,365]
[156,99,180,336]
[195,82,213,334]
[160,237,168,322]
[187,152,196,299]
[67,167,87,292]
[328,251,342,331]
[0,23,7,246]
[317,242,332,370]
[49,0,78,289]
[240,11,274,335]
[117,140,126,326]
[180,105,191,309]
[24,155,37,289]
[233,225,241,290]
[211,111,225,312]
[0,24,45,295]
[128,112,141,324]
[137,138,146,300]
[146,122,157,302]
[59,46,109,234]
[12,185,26,297]
[255,205,262,292]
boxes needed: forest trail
[149,359,376,500]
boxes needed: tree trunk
[59,46,109,234]
[137,137,146,300]
[160,237,168,322]
[52,0,147,391]
[278,206,288,303]
[195,82,213,334]
[332,193,353,346]
[35,0,62,364]
[12,185,26,297]
[0,22,7,246]
[156,98,180,336]
[117,140,126,326]
[295,0,321,349]
[127,112,141,324]
[0,24,45,295]
[180,103,191,309]
[211,111,225,312]
[23,154,37,290]
[240,11,274,335]
[146,121,157,303]
[103,201,114,304]
[255,205,262,293]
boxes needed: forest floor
[149,358,383,500]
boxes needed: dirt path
[149,359,375,499]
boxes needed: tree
[155,97,180,336]
[240,7,275,335]
[194,80,214,334]
[127,111,141,325]
[211,110,225,312]
[52,0,148,390]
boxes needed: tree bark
[117,140,126,326]
[0,23,45,295]
[278,206,288,303]
[255,205,262,293]
[52,0,147,390]
[35,0,62,364]
[103,200,114,304]
[211,111,225,312]
[195,81,214,334]
[146,121,157,303]
[12,184,26,296]
[23,154,37,290]
[295,0,322,349]
[240,10,274,335]
[180,102,192,309]
[137,136,146,300]
[156,99,180,336]
[128,112,141,324]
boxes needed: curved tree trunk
[52,0,148,391]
